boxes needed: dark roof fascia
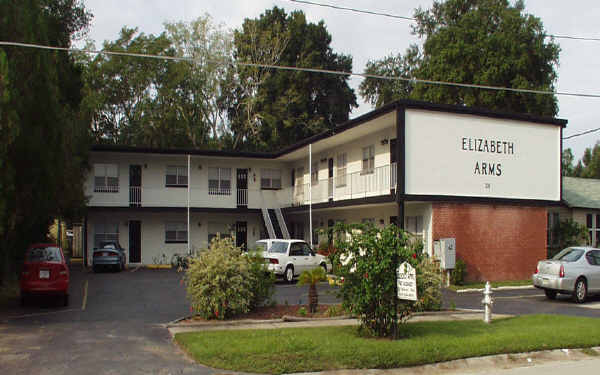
[91,144,275,159]
[395,99,568,128]
[91,100,567,159]
[87,206,262,214]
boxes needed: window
[94,164,119,192]
[208,222,231,243]
[295,167,304,197]
[208,167,231,195]
[336,153,347,187]
[405,216,424,234]
[311,161,319,185]
[165,166,187,187]
[362,145,375,174]
[362,218,375,225]
[94,221,119,248]
[547,212,560,247]
[587,213,600,247]
[166,222,187,243]
[261,169,282,189]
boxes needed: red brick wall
[432,202,546,282]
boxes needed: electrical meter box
[439,238,456,269]
[433,240,441,259]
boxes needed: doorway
[128,220,141,263]
[129,165,142,207]
[236,221,247,251]
[236,169,248,208]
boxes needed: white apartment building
[84,100,566,281]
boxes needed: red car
[20,244,70,306]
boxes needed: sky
[78,0,600,161]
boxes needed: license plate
[542,278,549,286]
[39,270,50,279]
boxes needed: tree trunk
[308,284,318,313]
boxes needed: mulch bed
[185,304,342,323]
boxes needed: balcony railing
[89,163,397,209]
[291,163,397,206]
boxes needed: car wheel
[573,278,587,303]
[63,294,69,307]
[285,266,294,284]
[544,289,557,300]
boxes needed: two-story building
[84,100,566,281]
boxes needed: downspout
[187,154,191,254]
[309,144,313,247]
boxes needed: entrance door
[235,221,247,251]
[328,158,334,201]
[129,165,142,207]
[129,220,141,263]
[236,169,248,208]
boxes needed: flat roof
[92,99,568,159]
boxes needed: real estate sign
[397,262,417,301]
[404,109,561,201]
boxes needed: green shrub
[333,222,414,338]
[298,306,307,316]
[325,304,345,317]
[185,237,274,320]
[450,259,467,286]
[246,250,275,309]
[413,257,442,312]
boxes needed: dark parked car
[93,241,126,272]
[20,244,70,306]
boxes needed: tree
[228,7,357,151]
[360,0,560,117]
[562,148,576,177]
[0,0,92,285]
[298,267,326,313]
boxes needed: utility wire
[563,127,600,140]
[285,0,600,42]
[2,41,600,99]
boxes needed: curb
[146,264,172,269]
[456,285,534,293]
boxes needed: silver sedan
[533,247,600,303]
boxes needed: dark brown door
[236,221,247,251]
[328,158,334,201]
[129,220,141,263]
[237,169,248,208]
[129,165,142,207]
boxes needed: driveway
[0,264,214,375]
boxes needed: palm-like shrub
[298,267,326,313]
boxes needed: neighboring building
[547,177,600,253]
[84,100,566,282]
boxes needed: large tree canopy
[83,15,234,148]
[0,0,92,284]
[227,7,357,151]
[360,0,560,117]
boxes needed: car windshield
[269,241,288,254]
[552,248,585,262]
[26,246,62,262]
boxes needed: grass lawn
[447,279,532,291]
[175,315,600,374]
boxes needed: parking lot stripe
[81,280,88,311]
[578,302,600,309]
[4,309,79,321]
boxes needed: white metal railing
[275,208,290,239]
[237,188,248,206]
[292,163,397,206]
[261,208,276,239]
[129,186,142,206]
[94,185,119,193]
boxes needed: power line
[284,0,600,42]
[563,127,600,140]
[3,41,600,99]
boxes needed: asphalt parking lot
[1,264,599,375]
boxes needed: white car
[257,239,332,283]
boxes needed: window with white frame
[405,215,424,242]
[295,167,304,198]
[94,163,119,192]
[311,161,319,185]
[208,167,231,195]
[586,213,600,247]
[261,169,282,189]
[362,218,375,225]
[165,166,187,187]
[208,222,231,244]
[336,153,347,187]
[362,145,375,175]
[94,221,119,248]
[165,222,187,243]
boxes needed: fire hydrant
[482,281,493,323]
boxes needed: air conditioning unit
[439,238,456,270]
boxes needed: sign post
[397,262,417,301]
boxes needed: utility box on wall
[439,238,456,270]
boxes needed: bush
[413,257,442,312]
[450,259,467,286]
[551,219,588,258]
[333,222,414,338]
[184,237,274,320]
[246,250,275,309]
